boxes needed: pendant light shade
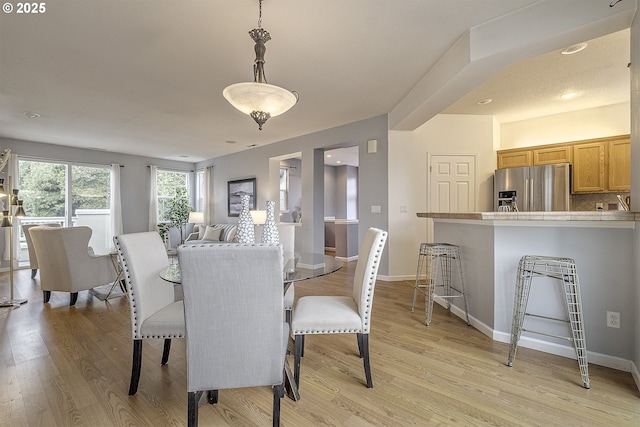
[223,0,298,130]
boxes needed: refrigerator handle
[529,178,534,211]
[524,178,529,211]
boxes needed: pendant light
[223,0,298,130]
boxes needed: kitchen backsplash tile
[572,193,630,211]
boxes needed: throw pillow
[202,226,222,241]
[197,226,206,240]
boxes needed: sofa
[184,223,238,244]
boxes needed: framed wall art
[227,178,256,216]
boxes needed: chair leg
[293,334,304,388]
[285,309,292,327]
[161,339,171,365]
[43,290,51,303]
[359,333,373,388]
[70,292,79,306]
[357,333,364,358]
[207,390,218,404]
[129,340,142,395]
[188,391,202,427]
[31,268,37,279]
[272,384,282,427]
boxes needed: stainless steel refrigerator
[494,163,570,211]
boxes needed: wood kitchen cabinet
[572,142,606,193]
[497,134,630,194]
[608,138,631,192]
[497,149,532,169]
[533,145,572,165]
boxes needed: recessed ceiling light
[180,155,189,158]
[225,140,236,144]
[561,43,587,55]
[326,154,332,158]
[336,161,341,164]
[23,111,40,119]
[476,98,493,105]
[560,92,577,99]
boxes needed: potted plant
[160,187,193,245]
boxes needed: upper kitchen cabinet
[497,134,630,194]
[532,145,572,166]
[497,148,532,169]
[572,142,606,193]
[608,137,631,192]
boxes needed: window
[156,170,189,222]
[18,159,112,255]
[279,167,289,211]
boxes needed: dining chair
[29,225,117,305]
[178,243,289,427]
[291,227,388,389]
[113,231,185,396]
[278,223,296,325]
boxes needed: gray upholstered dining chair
[291,227,388,389]
[22,223,61,278]
[278,223,296,325]
[29,225,117,305]
[178,243,289,427]
[113,231,185,396]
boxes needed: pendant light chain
[258,0,263,28]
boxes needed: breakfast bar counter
[416,211,637,371]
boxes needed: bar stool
[507,255,590,389]
[411,243,470,326]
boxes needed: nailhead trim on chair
[115,239,186,340]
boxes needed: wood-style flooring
[1,261,638,426]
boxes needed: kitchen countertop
[416,211,638,221]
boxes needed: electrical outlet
[596,202,604,210]
[606,311,620,328]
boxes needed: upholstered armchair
[29,226,118,306]
[22,223,61,278]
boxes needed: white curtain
[110,164,123,249]
[3,154,18,263]
[149,165,158,232]
[203,166,212,225]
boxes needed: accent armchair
[29,226,117,306]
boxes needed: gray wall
[324,165,336,217]
[197,114,389,275]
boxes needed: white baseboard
[431,297,637,382]
[335,255,358,262]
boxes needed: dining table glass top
[159,251,343,284]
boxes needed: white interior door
[426,154,477,241]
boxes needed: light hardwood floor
[1,261,638,426]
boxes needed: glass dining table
[160,251,343,289]
[159,250,343,401]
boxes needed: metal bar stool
[411,243,470,326]
[507,255,590,389]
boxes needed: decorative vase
[262,200,280,244]
[236,194,255,244]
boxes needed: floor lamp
[0,175,28,307]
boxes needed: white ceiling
[0,1,632,163]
